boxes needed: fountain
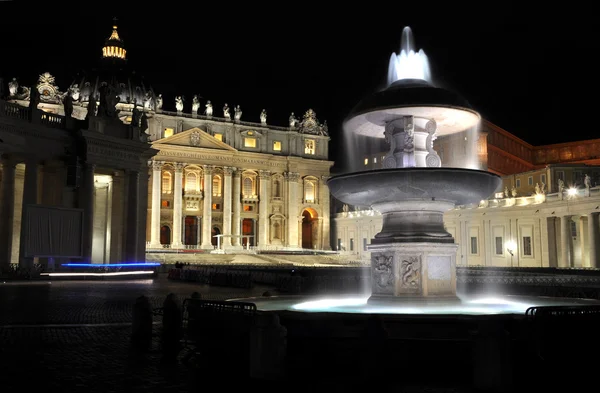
[327,26,500,304]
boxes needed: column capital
[149,160,163,171]
[223,166,234,176]
[173,162,185,172]
[285,171,300,182]
[258,170,271,179]
[321,175,330,182]
[232,167,241,177]
[203,164,214,175]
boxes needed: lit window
[243,177,254,197]
[162,172,172,194]
[273,141,282,151]
[244,137,256,148]
[185,172,198,192]
[522,236,532,256]
[212,175,222,197]
[305,181,315,202]
[305,139,315,155]
[364,158,369,165]
[495,236,503,255]
[374,157,377,164]
[161,200,170,208]
[243,205,253,212]
[248,131,253,136]
[212,203,221,210]
[214,133,223,141]
[163,128,174,138]
[470,237,478,254]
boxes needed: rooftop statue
[297,109,328,135]
[234,105,242,121]
[140,111,149,136]
[585,174,592,189]
[86,94,97,119]
[8,77,18,97]
[223,103,231,119]
[29,86,40,109]
[63,91,74,118]
[205,100,213,117]
[558,179,565,194]
[143,92,153,110]
[191,95,200,114]
[260,109,267,125]
[175,96,184,112]
[156,93,163,110]
[131,99,141,127]
[289,112,298,128]
[70,84,80,101]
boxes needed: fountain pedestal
[368,242,458,303]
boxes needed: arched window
[162,172,172,194]
[243,177,254,197]
[304,181,315,203]
[273,178,281,198]
[185,172,197,192]
[213,175,222,197]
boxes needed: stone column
[125,170,139,262]
[109,171,125,263]
[579,216,588,267]
[148,160,162,248]
[232,168,242,247]
[79,163,95,264]
[201,165,213,249]
[258,170,270,249]
[286,172,300,248]
[588,213,599,268]
[223,166,233,247]
[320,175,331,250]
[560,215,571,268]
[0,156,17,269]
[171,163,184,248]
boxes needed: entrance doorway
[242,218,255,247]
[302,208,318,249]
[160,225,171,245]
[184,216,198,245]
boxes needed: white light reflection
[292,297,368,310]
[40,271,155,277]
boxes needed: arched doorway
[160,225,171,246]
[242,218,255,247]
[184,216,198,246]
[211,226,221,247]
[302,208,318,249]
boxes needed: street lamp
[506,239,517,267]
[567,187,578,197]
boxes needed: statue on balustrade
[511,187,517,198]
[8,77,18,97]
[504,186,510,199]
[540,182,546,194]
[260,109,267,125]
[558,179,565,194]
[140,112,149,137]
[86,94,97,119]
[29,86,40,110]
[70,84,80,101]
[289,112,298,128]
[156,93,163,110]
[131,99,141,127]
[143,92,153,110]
[205,100,213,116]
[223,103,231,119]
[535,183,541,195]
[585,174,592,189]
[63,91,74,118]
[191,95,200,114]
[175,96,184,112]
[234,105,242,121]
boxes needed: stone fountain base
[368,242,458,304]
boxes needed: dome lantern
[102,17,127,61]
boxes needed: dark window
[470,237,478,254]
[522,236,532,256]
[495,237,503,255]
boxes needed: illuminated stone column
[560,215,571,267]
[232,168,242,247]
[588,213,598,268]
[286,171,300,248]
[201,165,213,249]
[125,170,139,261]
[222,166,233,247]
[149,160,163,248]
[258,170,271,249]
[0,156,17,268]
[579,216,588,267]
[320,175,331,250]
[79,162,95,264]
[171,163,184,248]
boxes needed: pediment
[153,127,236,151]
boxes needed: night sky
[0,2,597,171]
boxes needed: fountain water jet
[329,27,501,304]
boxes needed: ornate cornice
[258,169,271,179]
[155,150,288,168]
[285,171,301,182]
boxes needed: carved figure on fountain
[372,254,394,295]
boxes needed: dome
[69,18,156,109]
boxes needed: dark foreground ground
[5,275,591,393]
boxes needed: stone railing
[38,111,64,129]
[0,100,29,120]
[157,109,293,132]
[0,100,70,130]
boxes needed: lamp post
[506,240,516,267]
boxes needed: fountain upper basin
[327,167,502,208]
[344,79,480,138]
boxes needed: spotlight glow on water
[387,26,431,86]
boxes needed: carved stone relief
[372,253,394,294]
[398,255,421,294]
